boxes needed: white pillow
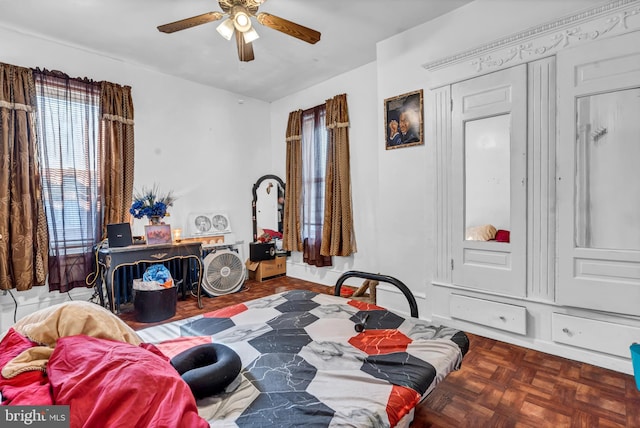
[466,224,497,241]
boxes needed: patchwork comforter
[138,289,468,427]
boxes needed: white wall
[0,26,270,331]
[269,62,380,287]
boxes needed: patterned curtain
[100,82,135,231]
[321,94,356,256]
[0,63,49,291]
[283,110,303,252]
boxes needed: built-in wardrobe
[425,0,640,374]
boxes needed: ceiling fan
[157,0,321,62]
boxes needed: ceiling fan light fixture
[243,27,259,43]
[216,18,235,40]
[157,2,322,61]
[233,10,252,33]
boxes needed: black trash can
[133,287,177,323]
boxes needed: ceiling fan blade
[157,12,224,33]
[245,0,268,8]
[256,12,321,44]
[235,29,255,62]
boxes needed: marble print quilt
[137,289,467,427]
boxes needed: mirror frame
[252,174,285,242]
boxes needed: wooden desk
[97,242,203,313]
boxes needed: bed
[0,272,468,428]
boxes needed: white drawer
[552,313,640,358]
[450,294,527,335]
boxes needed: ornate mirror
[252,174,285,242]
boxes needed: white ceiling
[0,0,472,102]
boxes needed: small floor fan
[201,250,246,296]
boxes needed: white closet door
[451,64,527,296]
[556,31,640,316]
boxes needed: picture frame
[145,224,172,245]
[384,89,424,150]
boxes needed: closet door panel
[557,31,640,316]
[451,64,527,296]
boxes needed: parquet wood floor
[119,276,640,427]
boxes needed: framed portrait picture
[384,89,424,150]
[145,224,172,245]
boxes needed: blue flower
[130,185,175,220]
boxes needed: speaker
[250,242,276,261]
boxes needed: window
[301,105,327,237]
[34,75,101,253]
[300,104,331,266]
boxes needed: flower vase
[149,216,162,225]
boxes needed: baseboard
[376,284,426,318]
[285,261,346,287]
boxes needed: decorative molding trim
[423,0,640,86]
[150,252,168,259]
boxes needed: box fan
[201,250,246,296]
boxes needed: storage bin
[133,287,177,323]
[631,343,640,391]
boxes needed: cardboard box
[246,257,286,281]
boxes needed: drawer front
[552,313,640,358]
[450,294,527,335]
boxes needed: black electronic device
[107,223,133,248]
[249,242,276,261]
